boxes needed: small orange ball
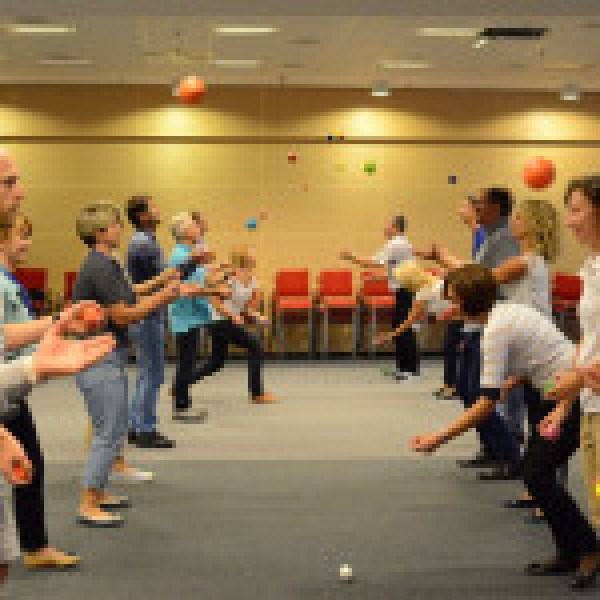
[178,76,206,104]
[523,157,555,190]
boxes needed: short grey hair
[170,212,195,242]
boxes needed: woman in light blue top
[0,214,80,570]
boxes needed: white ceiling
[1,1,600,89]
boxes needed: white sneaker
[109,468,154,484]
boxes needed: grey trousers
[75,349,129,490]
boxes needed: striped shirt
[480,302,574,393]
[577,254,600,413]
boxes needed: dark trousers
[392,288,420,375]
[173,328,201,411]
[521,388,598,563]
[457,330,521,466]
[443,321,463,388]
[5,400,48,553]
[195,320,264,398]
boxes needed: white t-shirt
[210,276,258,321]
[415,279,450,317]
[502,253,550,316]
[480,302,574,392]
[577,255,600,413]
[372,235,414,291]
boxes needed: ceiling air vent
[481,27,548,40]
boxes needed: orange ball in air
[178,76,206,104]
[523,157,556,190]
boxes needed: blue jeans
[129,313,165,433]
[76,348,129,490]
[457,330,521,466]
[496,385,526,439]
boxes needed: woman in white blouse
[544,175,600,587]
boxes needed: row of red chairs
[15,267,584,353]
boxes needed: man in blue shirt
[126,196,174,449]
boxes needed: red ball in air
[523,157,556,190]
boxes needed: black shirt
[72,250,136,348]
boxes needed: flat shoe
[569,565,600,589]
[503,498,537,509]
[526,559,576,576]
[24,552,81,571]
[76,512,124,528]
[98,494,130,509]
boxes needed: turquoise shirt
[0,267,35,360]
[168,244,211,334]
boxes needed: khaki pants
[581,413,600,530]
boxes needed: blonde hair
[76,203,122,247]
[230,245,254,269]
[516,198,560,263]
[0,213,31,244]
[393,261,437,293]
[170,212,195,242]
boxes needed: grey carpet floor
[3,361,594,599]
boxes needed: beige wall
[2,85,600,351]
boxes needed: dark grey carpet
[6,459,588,599]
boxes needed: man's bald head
[0,148,25,218]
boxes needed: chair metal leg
[308,311,315,358]
[277,313,285,359]
[370,309,376,357]
[351,309,357,358]
[323,309,329,359]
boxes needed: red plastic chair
[552,272,582,329]
[14,267,48,315]
[273,269,314,357]
[316,270,358,357]
[64,271,78,305]
[358,271,395,355]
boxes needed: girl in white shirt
[197,246,275,404]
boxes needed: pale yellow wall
[2,85,600,351]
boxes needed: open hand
[32,326,116,380]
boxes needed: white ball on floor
[339,564,354,583]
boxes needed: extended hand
[32,325,116,380]
[410,432,446,454]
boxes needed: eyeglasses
[1,176,19,189]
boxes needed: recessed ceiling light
[371,80,390,97]
[381,60,430,70]
[544,63,594,72]
[8,22,76,34]
[418,27,481,37]
[38,56,91,66]
[473,37,488,49]
[212,59,262,68]
[213,26,278,35]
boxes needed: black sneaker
[477,464,522,481]
[128,430,139,444]
[134,432,176,449]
